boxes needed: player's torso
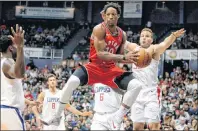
[1,58,25,111]
[93,83,122,113]
[42,89,62,119]
[89,22,123,68]
[132,59,159,88]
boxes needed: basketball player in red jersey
[42,3,143,130]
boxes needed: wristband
[123,55,126,60]
[172,32,177,38]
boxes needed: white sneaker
[107,115,122,130]
[41,115,62,126]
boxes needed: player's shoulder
[2,58,15,67]
[92,23,106,37]
[2,58,15,76]
[146,44,155,52]
[56,89,62,93]
[93,23,105,32]
[122,30,126,37]
[149,44,160,59]
[42,89,50,96]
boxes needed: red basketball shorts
[83,62,125,88]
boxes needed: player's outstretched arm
[2,24,25,79]
[32,92,44,128]
[154,28,186,55]
[65,104,92,116]
[25,98,40,106]
[32,92,44,117]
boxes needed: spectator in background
[175,116,187,130]
[79,37,87,46]
[122,120,133,131]
[37,26,43,33]
[126,27,133,37]
[191,118,197,130]
[27,59,37,70]
[79,52,86,60]
[21,59,198,130]
[182,60,189,73]
[25,89,34,100]
[72,51,81,61]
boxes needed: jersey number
[100,93,104,101]
[52,103,55,109]
[106,47,114,53]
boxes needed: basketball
[135,47,152,68]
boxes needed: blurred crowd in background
[0,2,197,129]
[22,58,198,130]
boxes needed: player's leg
[42,66,88,124]
[145,102,161,130]
[91,113,109,130]
[42,125,51,130]
[59,66,88,103]
[108,72,143,130]
[148,123,160,130]
[1,108,25,130]
[42,125,59,130]
[91,121,109,130]
[56,117,66,130]
[131,102,145,130]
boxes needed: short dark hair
[103,2,121,15]
[0,36,12,53]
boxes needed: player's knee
[127,79,142,91]
[72,66,88,86]
[133,123,144,130]
[149,123,160,130]
[67,75,80,87]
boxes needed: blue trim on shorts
[0,105,25,131]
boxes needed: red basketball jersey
[89,22,123,68]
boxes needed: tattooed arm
[93,24,139,63]
[93,24,125,62]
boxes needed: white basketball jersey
[93,83,122,113]
[42,89,64,120]
[1,58,25,111]
[132,59,159,88]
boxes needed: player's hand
[173,28,186,38]
[8,24,25,48]
[124,50,140,64]
[81,111,92,116]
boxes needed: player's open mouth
[109,20,114,23]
